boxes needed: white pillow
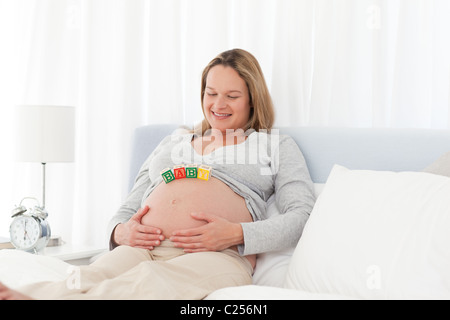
[252,183,324,287]
[285,165,450,300]
[423,151,450,177]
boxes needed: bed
[1,125,450,300]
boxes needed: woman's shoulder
[160,126,194,144]
[249,128,291,137]
[250,129,295,146]
[245,129,295,158]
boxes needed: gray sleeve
[105,132,185,249]
[106,157,151,250]
[238,136,316,256]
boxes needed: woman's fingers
[132,205,150,222]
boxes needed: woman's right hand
[112,206,165,250]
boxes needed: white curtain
[0,0,449,247]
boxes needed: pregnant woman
[0,49,315,300]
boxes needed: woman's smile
[211,110,232,119]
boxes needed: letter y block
[197,165,212,181]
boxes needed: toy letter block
[173,165,186,179]
[185,164,198,178]
[197,165,212,181]
[161,168,175,184]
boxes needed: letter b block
[197,165,212,181]
[185,165,198,178]
[160,168,175,184]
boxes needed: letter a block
[197,165,212,181]
[161,168,175,184]
[185,165,198,178]
[173,165,186,179]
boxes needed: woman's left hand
[170,212,244,253]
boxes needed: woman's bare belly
[141,177,256,268]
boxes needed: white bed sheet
[205,285,356,300]
[0,249,69,289]
[1,249,356,300]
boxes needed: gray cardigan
[107,130,316,256]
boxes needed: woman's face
[203,65,251,134]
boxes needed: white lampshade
[15,105,75,163]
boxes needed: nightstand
[40,243,107,265]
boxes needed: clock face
[10,215,41,250]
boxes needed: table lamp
[14,105,75,246]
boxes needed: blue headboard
[128,125,450,190]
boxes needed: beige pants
[20,241,253,300]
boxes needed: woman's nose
[214,95,227,109]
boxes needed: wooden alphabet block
[161,168,175,184]
[185,164,198,178]
[197,165,212,181]
[173,165,186,179]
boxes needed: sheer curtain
[0,0,449,247]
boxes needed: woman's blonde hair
[197,49,275,135]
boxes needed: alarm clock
[9,197,51,253]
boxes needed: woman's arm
[238,135,316,255]
[107,155,163,250]
[106,135,172,250]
